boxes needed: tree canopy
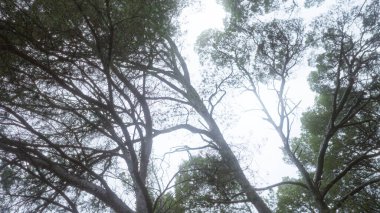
[0,0,379,212]
[0,0,182,212]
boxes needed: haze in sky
[153,0,340,188]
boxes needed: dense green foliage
[0,0,379,212]
[174,154,253,212]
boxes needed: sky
[152,0,341,190]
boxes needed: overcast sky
[152,0,343,189]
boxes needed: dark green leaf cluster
[219,0,279,22]
[174,154,251,213]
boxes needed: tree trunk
[187,86,272,213]
[317,201,332,213]
[136,190,150,213]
